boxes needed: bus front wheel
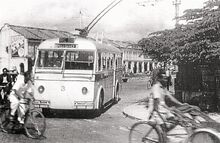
[95,93,104,116]
[113,84,120,103]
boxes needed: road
[0,77,150,143]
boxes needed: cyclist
[18,71,34,127]
[146,68,183,129]
[0,68,12,104]
[8,63,34,129]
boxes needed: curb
[122,103,149,121]
[122,110,141,121]
[123,104,220,122]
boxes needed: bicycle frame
[0,98,32,125]
[0,98,46,139]
[129,101,218,143]
[149,103,216,135]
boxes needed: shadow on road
[43,98,121,119]
[44,109,98,119]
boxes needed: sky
[0,0,207,42]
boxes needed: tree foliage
[139,0,220,64]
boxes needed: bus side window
[116,58,118,68]
[102,57,106,70]
[110,58,113,69]
[65,62,71,69]
[107,58,110,70]
[98,53,101,71]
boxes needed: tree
[139,0,220,64]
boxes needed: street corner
[122,102,150,121]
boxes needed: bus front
[33,38,97,111]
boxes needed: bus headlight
[38,85,45,94]
[82,87,88,95]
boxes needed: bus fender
[113,80,120,102]
[115,80,120,94]
[95,86,104,109]
[115,80,120,91]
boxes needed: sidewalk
[123,102,220,143]
[123,102,220,122]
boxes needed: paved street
[0,76,150,143]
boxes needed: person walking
[0,68,12,104]
[165,68,172,91]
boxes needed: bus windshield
[37,50,94,70]
[37,50,64,69]
[65,51,94,70]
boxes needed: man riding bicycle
[8,63,34,129]
[146,69,189,130]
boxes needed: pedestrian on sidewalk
[165,68,172,91]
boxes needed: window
[98,53,101,71]
[37,50,64,68]
[107,58,110,69]
[102,57,106,70]
[64,51,94,70]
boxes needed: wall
[175,62,220,111]
[0,24,27,72]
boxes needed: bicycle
[0,98,46,139]
[129,103,220,143]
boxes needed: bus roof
[38,37,122,54]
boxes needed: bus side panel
[103,70,114,103]
[94,72,114,108]
[114,68,122,94]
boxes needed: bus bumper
[34,100,50,108]
[73,101,94,109]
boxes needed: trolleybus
[33,37,122,115]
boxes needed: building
[0,24,154,75]
[105,39,154,74]
[0,23,74,72]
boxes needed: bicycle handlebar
[0,82,11,88]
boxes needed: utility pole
[79,9,83,29]
[173,0,181,27]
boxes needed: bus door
[112,54,116,98]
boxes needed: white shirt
[2,76,8,83]
[166,70,170,77]
[12,74,26,98]
[152,82,165,101]
[151,82,169,112]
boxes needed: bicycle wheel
[24,110,46,139]
[0,107,10,132]
[129,121,165,143]
[186,128,220,143]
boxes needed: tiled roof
[103,39,140,49]
[8,24,74,40]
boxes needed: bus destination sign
[55,43,77,48]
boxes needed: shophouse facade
[0,23,74,72]
[105,40,154,74]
